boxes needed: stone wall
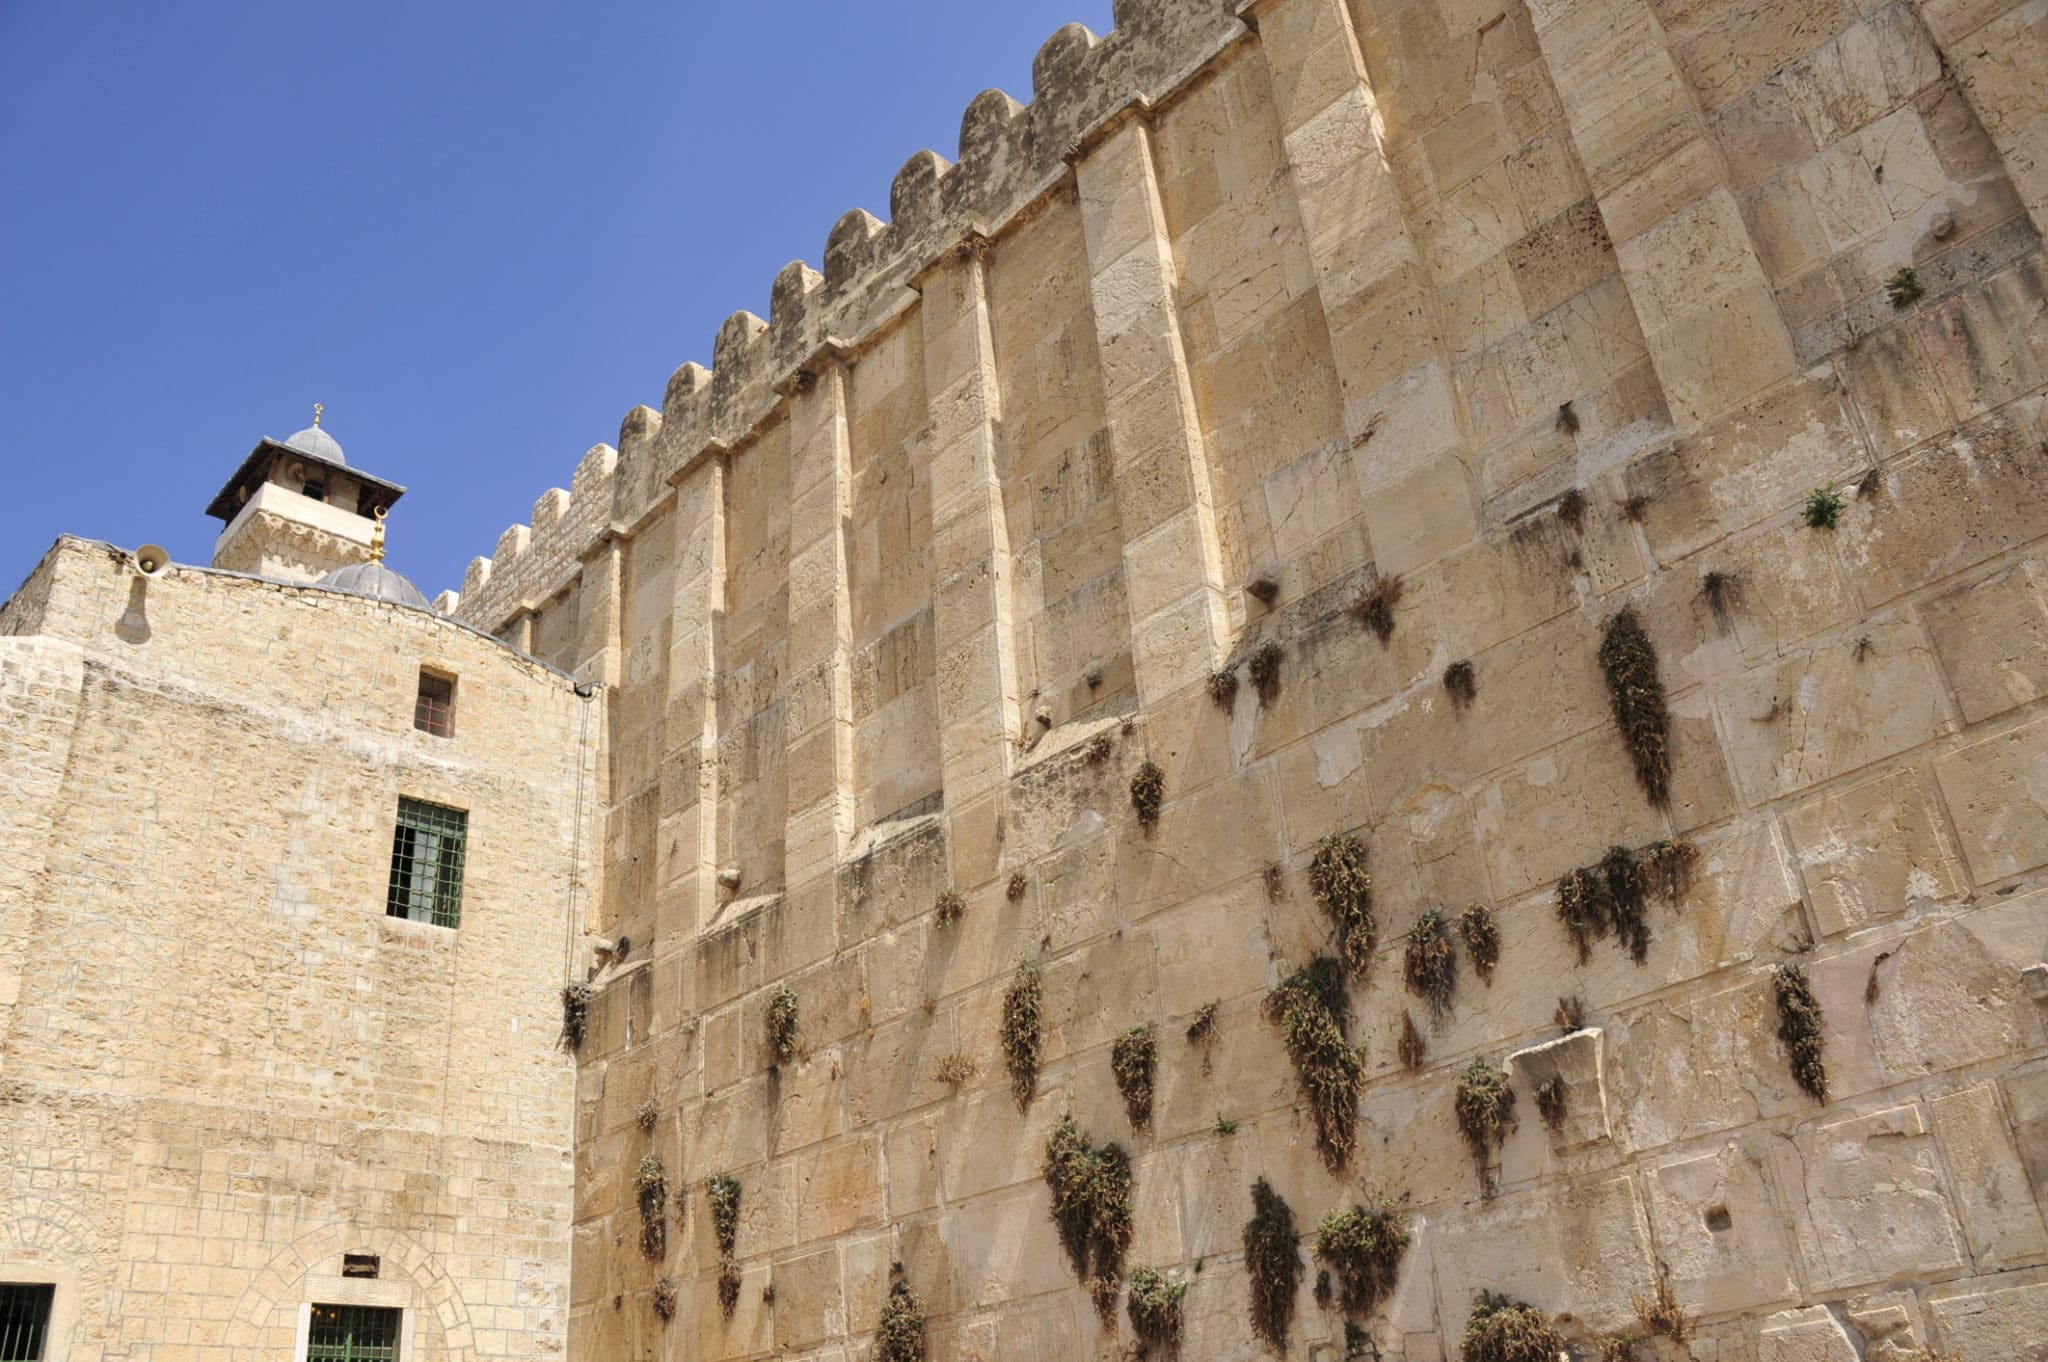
[445,0,2048,1358]
[0,539,597,1361]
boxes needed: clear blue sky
[0,0,1114,601]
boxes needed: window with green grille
[386,797,466,928]
[0,1284,52,1362]
[305,1303,401,1361]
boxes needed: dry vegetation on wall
[1003,961,1043,1110]
[1556,837,1699,965]
[1463,1292,1569,1362]
[1112,1024,1157,1132]
[1042,1115,1135,1322]
[1351,573,1403,643]
[934,887,965,927]
[1243,1178,1301,1352]
[1398,1011,1426,1069]
[1265,958,1363,1172]
[1308,831,1376,978]
[875,1267,927,1362]
[707,1174,742,1316]
[1130,760,1165,832]
[1454,1059,1517,1193]
[766,984,799,1067]
[635,1153,668,1260]
[1458,904,1500,983]
[1249,640,1285,705]
[1597,608,1671,806]
[1633,1273,1696,1346]
[1125,1266,1187,1354]
[651,1274,677,1322]
[1774,963,1830,1101]
[634,1098,658,1132]
[1534,1075,1568,1132]
[560,981,592,1052]
[1314,1199,1410,1316]
[1404,908,1458,1023]
[933,1052,978,1088]
[1443,659,1477,708]
[1209,667,1240,709]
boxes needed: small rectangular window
[306,1303,401,1362]
[341,1253,380,1279]
[387,797,467,929]
[0,1283,53,1362]
[414,670,455,737]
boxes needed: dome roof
[319,560,431,611]
[283,424,346,466]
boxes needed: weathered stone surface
[1785,765,1965,938]
[1774,1104,1968,1292]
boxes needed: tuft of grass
[1556,995,1586,1033]
[1247,572,1281,605]
[934,888,966,928]
[1008,871,1028,902]
[1642,837,1699,903]
[1112,1024,1158,1132]
[1459,905,1500,983]
[1700,570,1737,624]
[1398,1011,1426,1070]
[1042,1115,1134,1321]
[1244,1178,1301,1352]
[1534,1075,1567,1133]
[1633,1272,1695,1345]
[1350,574,1404,644]
[1263,860,1287,902]
[1556,485,1586,527]
[1214,1112,1237,1136]
[1131,760,1166,833]
[1208,667,1240,710]
[1556,846,1653,964]
[1316,1199,1411,1316]
[1404,908,1458,1024]
[1002,962,1043,1110]
[1461,1290,1567,1362]
[766,984,799,1067]
[1599,608,1672,807]
[1125,1266,1188,1354]
[1621,492,1650,523]
[1309,831,1376,979]
[1885,265,1924,309]
[1443,659,1477,709]
[1804,485,1845,530]
[933,1052,978,1088]
[652,1275,677,1322]
[635,1153,668,1260]
[1086,731,1115,765]
[1597,1336,1638,1362]
[707,1174,742,1315]
[561,981,593,1052]
[635,1098,658,1132]
[1186,1000,1218,1047]
[1454,1059,1517,1194]
[1249,640,1286,706]
[1266,958,1363,1172]
[1774,963,1830,1101]
[1557,404,1583,438]
[875,1267,927,1362]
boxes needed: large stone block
[1771,1103,1967,1292]
[1936,711,2048,883]
[1784,764,1965,938]
[1647,1137,1801,1316]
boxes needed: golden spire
[370,506,388,564]
[312,402,324,429]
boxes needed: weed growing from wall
[1315,1199,1411,1316]
[1398,1011,1426,1070]
[1458,905,1500,983]
[1803,485,1845,530]
[1113,1024,1158,1132]
[1209,668,1240,710]
[1597,1335,1637,1362]
[1885,265,1924,308]
[875,1266,927,1362]
[1621,493,1650,523]
[1351,575,1404,644]
[1555,866,1608,964]
[1598,608,1671,806]
[635,1153,668,1259]
[1003,961,1044,1110]
[934,888,965,928]
[1042,1115,1134,1320]
[1266,958,1363,1172]
[1443,660,1477,709]
[1086,731,1115,764]
[1555,995,1586,1033]
[1534,1075,1567,1133]
[1263,861,1287,902]
[1404,909,1458,1023]
[1186,1000,1218,1047]
[1244,1178,1302,1352]
[652,1275,677,1322]
[1556,485,1586,526]
[1247,572,1281,605]
[1249,641,1286,705]
[1598,845,1651,963]
[1642,837,1699,902]
[1632,1273,1695,1346]
[707,1174,742,1316]
[1008,871,1028,902]
[766,984,799,1067]
[1461,1291,1567,1362]
[1126,1266,1187,1354]
[1308,831,1376,979]
[1700,570,1737,625]
[1131,760,1165,833]
[1773,963,1829,1101]
[933,1052,978,1087]
[1454,1059,1517,1194]
[635,1099,658,1132]
[560,981,592,1052]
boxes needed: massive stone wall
[450,0,2048,1358]
[0,539,596,1360]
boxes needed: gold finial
[370,506,387,563]
[312,402,324,429]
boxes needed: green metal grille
[305,1303,400,1362]
[0,1284,52,1362]
[386,797,466,928]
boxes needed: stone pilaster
[1919,0,2048,235]
[656,453,727,939]
[1074,114,1232,706]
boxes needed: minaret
[202,405,407,582]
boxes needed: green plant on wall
[1265,958,1363,1172]
[1112,1023,1157,1132]
[1315,1198,1410,1316]
[707,1174,742,1316]
[1125,1266,1187,1354]
[635,1152,668,1260]
[1244,1178,1301,1351]
[1454,1059,1516,1195]
[1042,1115,1134,1322]
[1461,1291,1568,1362]
[1308,831,1376,979]
[1131,760,1166,832]
[1458,904,1500,983]
[875,1265,926,1362]
[1404,908,1458,1023]
[1597,608,1671,807]
[1002,961,1043,1110]
[1774,963,1829,1101]
[766,983,799,1067]
[560,981,592,1052]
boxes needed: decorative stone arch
[225,1222,475,1361]
[0,1194,101,1362]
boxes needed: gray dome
[283,424,346,465]
[320,560,431,611]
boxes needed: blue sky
[0,0,1114,601]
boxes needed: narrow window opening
[342,1253,380,1279]
[306,1303,401,1361]
[414,669,455,737]
[387,797,467,929]
[0,1284,54,1362]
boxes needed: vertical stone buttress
[783,358,858,893]
[917,246,1024,881]
[1528,0,1800,429]
[657,453,727,939]
[1919,0,2048,235]
[1248,0,1484,570]
[572,532,624,951]
[1074,114,1233,705]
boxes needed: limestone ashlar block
[1507,1025,1612,1148]
[1936,710,2048,884]
[1772,1102,1968,1293]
